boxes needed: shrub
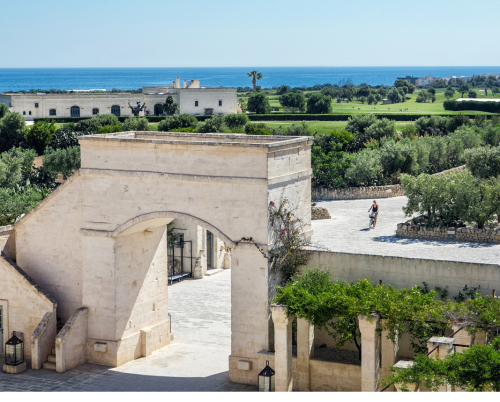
[0,186,48,224]
[224,113,249,132]
[306,93,332,114]
[345,149,382,186]
[25,120,57,155]
[345,114,377,134]
[195,115,229,133]
[42,146,81,179]
[444,100,500,113]
[122,116,149,131]
[158,113,197,132]
[0,103,8,119]
[51,126,80,149]
[247,92,271,114]
[244,123,272,136]
[270,122,313,136]
[74,113,120,134]
[312,131,352,188]
[0,147,37,187]
[96,124,123,134]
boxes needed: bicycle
[369,212,376,230]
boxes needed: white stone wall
[178,88,237,115]
[56,307,88,373]
[15,174,82,321]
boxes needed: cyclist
[368,200,379,228]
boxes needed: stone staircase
[42,346,57,370]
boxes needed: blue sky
[1,0,499,68]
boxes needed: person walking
[368,200,379,228]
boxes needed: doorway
[206,230,215,269]
[154,104,163,116]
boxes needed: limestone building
[0,77,237,120]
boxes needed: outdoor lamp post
[5,335,24,366]
[258,360,275,392]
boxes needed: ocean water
[1,67,499,92]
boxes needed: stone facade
[312,185,404,201]
[396,221,500,244]
[0,78,237,120]
[8,131,312,375]
[56,307,88,373]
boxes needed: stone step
[52,348,55,355]
[43,361,56,370]
[205,269,224,276]
[47,354,56,363]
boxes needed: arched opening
[49,109,56,116]
[154,104,163,116]
[70,106,80,117]
[111,105,121,117]
[92,108,99,115]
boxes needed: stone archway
[13,131,312,384]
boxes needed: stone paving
[312,196,500,264]
[0,270,256,392]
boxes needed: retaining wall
[312,185,404,201]
[396,222,500,244]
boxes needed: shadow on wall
[0,364,257,392]
[371,235,497,249]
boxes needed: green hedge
[33,115,214,124]
[443,100,500,113]
[247,113,486,122]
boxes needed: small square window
[219,100,222,107]
[195,101,199,107]
[35,103,39,108]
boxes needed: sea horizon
[1,66,499,92]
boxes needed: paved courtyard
[312,196,500,264]
[0,270,255,392]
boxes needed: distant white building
[0,77,237,120]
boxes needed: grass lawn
[239,87,499,115]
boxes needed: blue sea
[1,67,499,92]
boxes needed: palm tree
[247,70,263,91]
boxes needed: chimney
[172,80,176,88]
[183,80,187,88]
[176,77,180,88]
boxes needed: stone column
[358,313,381,392]
[296,317,313,391]
[271,304,294,392]
[380,319,398,391]
[427,336,454,392]
[393,361,419,392]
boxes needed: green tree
[306,93,332,114]
[244,122,272,136]
[163,95,179,116]
[195,115,229,133]
[428,87,436,96]
[122,116,149,131]
[0,103,8,119]
[246,70,263,91]
[387,89,402,103]
[345,149,382,186]
[356,84,371,98]
[464,146,500,179]
[0,112,26,153]
[279,92,306,113]
[468,90,478,98]
[444,87,455,100]
[492,86,500,97]
[0,147,36,187]
[247,92,271,114]
[416,90,429,103]
[276,85,290,95]
[459,83,470,97]
[42,146,81,179]
[25,120,57,155]
[158,113,197,131]
[224,113,249,132]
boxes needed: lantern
[258,360,275,392]
[5,335,24,366]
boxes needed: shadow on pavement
[371,235,497,248]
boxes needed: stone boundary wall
[396,222,500,244]
[312,185,404,201]
[310,359,361,392]
[303,250,500,298]
[56,307,88,373]
[31,311,57,370]
[311,165,466,201]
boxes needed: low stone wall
[310,359,361,392]
[56,307,88,373]
[312,185,404,201]
[31,311,57,370]
[396,222,500,244]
